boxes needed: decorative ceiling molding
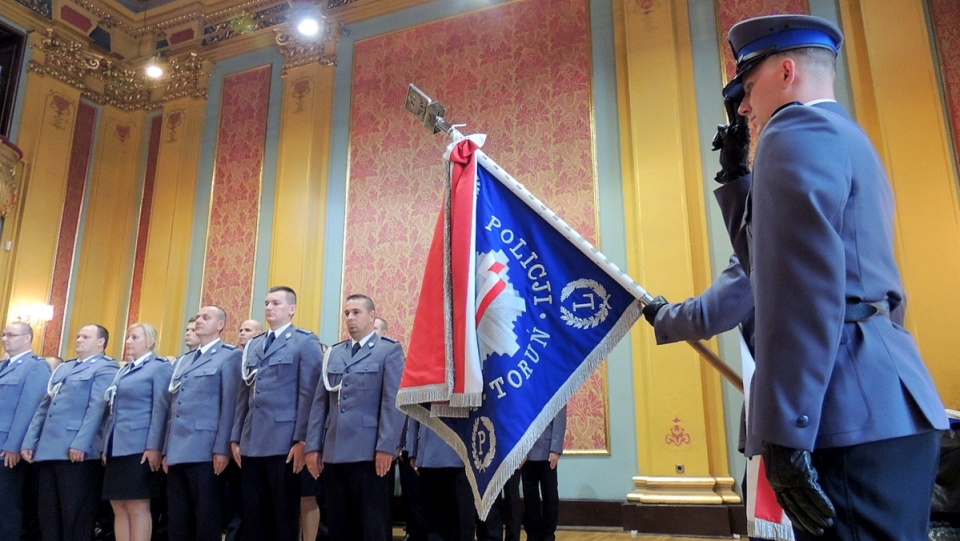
[26,28,212,111]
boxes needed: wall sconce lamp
[12,303,54,327]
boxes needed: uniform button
[177,400,182,405]
[176,413,180,418]
[340,408,345,413]
[344,382,349,387]
[255,404,260,408]
[796,415,810,428]
[345,368,351,374]
[256,389,261,394]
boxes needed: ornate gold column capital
[274,16,341,76]
[157,52,214,104]
[27,28,102,91]
[27,29,211,111]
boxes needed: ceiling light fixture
[297,17,320,37]
[145,54,164,78]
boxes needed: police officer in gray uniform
[305,294,405,541]
[231,286,322,541]
[163,305,240,541]
[520,407,567,541]
[22,324,119,541]
[406,418,475,541]
[0,322,51,541]
[724,14,948,540]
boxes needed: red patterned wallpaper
[714,0,809,83]
[346,0,606,451]
[126,115,163,330]
[928,0,960,172]
[201,65,271,345]
[43,101,97,356]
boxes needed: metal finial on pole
[405,84,453,134]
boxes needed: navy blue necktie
[264,332,276,352]
[351,342,361,357]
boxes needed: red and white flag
[741,335,795,541]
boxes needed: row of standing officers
[0,288,565,541]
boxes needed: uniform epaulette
[103,356,116,362]
[296,328,313,335]
[333,339,349,348]
[380,336,398,344]
[221,344,237,350]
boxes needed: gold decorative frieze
[159,52,212,103]
[274,21,342,76]
[27,29,210,111]
[68,0,136,34]
[27,28,102,91]
[88,59,153,111]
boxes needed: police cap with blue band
[722,14,843,102]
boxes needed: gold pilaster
[267,58,336,334]
[4,43,84,352]
[837,0,960,408]
[68,106,149,359]
[613,0,736,504]
[138,95,209,355]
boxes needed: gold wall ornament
[290,76,312,112]
[165,108,185,143]
[46,91,75,130]
[274,22,341,76]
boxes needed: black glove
[642,296,668,326]
[762,442,836,536]
[711,97,751,184]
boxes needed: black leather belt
[844,299,891,322]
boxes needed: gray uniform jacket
[164,340,241,465]
[232,325,322,456]
[652,254,752,345]
[101,354,173,457]
[0,352,51,454]
[527,407,567,461]
[405,419,462,469]
[742,101,947,455]
[23,354,119,461]
[306,334,404,463]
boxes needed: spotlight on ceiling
[145,55,164,79]
[297,17,320,37]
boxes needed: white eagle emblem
[475,250,527,361]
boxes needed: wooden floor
[392,527,722,540]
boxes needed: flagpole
[404,84,745,394]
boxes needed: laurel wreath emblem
[560,279,611,329]
[471,416,497,472]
